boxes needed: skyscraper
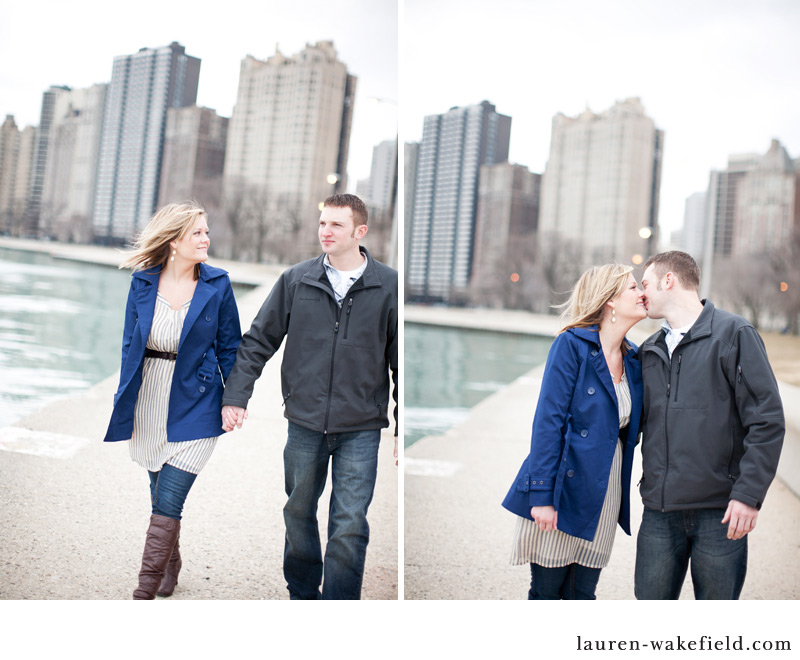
[538,97,664,266]
[223,41,356,250]
[364,139,398,213]
[92,42,201,242]
[25,85,71,235]
[40,84,107,241]
[705,152,759,262]
[472,162,540,281]
[680,191,708,265]
[733,139,797,256]
[158,106,228,210]
[407,101,511,302]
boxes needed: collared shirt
[661,320,694,358]
[323,253,368,307]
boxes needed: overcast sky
[0,0,398,188]
[403,0,800,240]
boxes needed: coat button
[567,470,575,477]
[591,350,598,356]
[199,386,206,393]
[580,429,588,437]
[205,315,212,322]
[588,387,595,395]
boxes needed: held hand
[222,405,247,432]
[394,435,398,467]
[530,505,558,532]
[721,500,758,540]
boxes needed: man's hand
[530,505,558,532]
[721,500,758,540]
[394,436,398,467]
[222,405,247,432]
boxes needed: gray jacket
[222,248,398,434]
[639,300,784,512]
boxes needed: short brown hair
[324,193,368,227]
[643,251,700,291]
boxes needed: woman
[501,264,646,599]
[104,202,241,600]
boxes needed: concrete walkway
[0,241,397,600]
[404,304,800,600]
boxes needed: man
[221,193,398,600]
[635,251,784,599]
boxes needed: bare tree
[769,226,800,334]
[536,232,584,311]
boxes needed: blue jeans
[635,507,747,599]
[148,464,197,521]
[283,421,381,600]
[528,563,601,600]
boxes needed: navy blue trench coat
[502,326,643,542]
[103,263,241,444]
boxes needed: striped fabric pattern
[129,293,217,474]
[510,370,632,569]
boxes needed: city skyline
[403,0,800,242]
[0,0,398,189]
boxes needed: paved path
[0,243,397,600]
[404,304,800,600]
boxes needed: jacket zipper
[322,303,344,434]
[737,365,758,405]
[673,354,682,402]
[343,297,353,340]
[661,356,674,512]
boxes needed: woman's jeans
[283,421,381,600]
[148,464,197,521]
[528,562,602,599]
[634,507,748,600]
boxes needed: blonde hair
[118,202,207,278]
[559,263,634,340]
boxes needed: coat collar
[643,298,714,356]
[132,261,228,283]
[303,246,380,291]
[567,324,641,406]
[130,262,226,351]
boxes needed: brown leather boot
[156,536,182,597]
[133,514,180,600]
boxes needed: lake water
[0,247,252,428]
[404,323,553,447]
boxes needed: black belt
[145,349,177,361]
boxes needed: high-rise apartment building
[25,85,71,235]
[39,84,107,241]
[704,153,759,263]
[0,116,36,235]
[364,139,397,213]
[223,41,356,246]
[0,115,21,232]
[407,101,511,302]
[158,106,228,209]
[538,97,664,266]
[680,191,708,266]
[404,141,419,266]
[92,42,201,242]
[472,162,540,283]
[733,139,797,256]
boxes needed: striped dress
[510,371,632,568]
[129,292,217,474]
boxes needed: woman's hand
[530,505,558,532]
[222,405,247,432]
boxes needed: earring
[611,309,616,323]
[170,249,176,262]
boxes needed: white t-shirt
[661,320,694,358]
[323,254,368,306]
